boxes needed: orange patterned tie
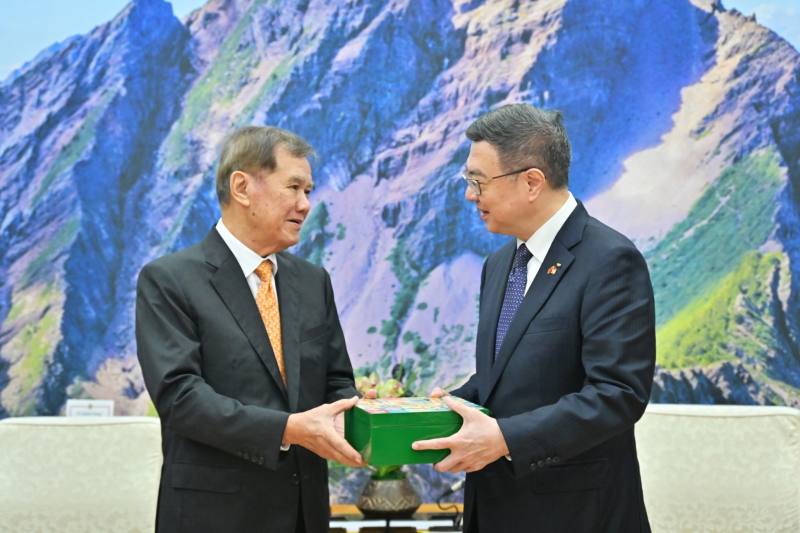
[254,260,285,383]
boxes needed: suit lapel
[477,241,515,403]
[275,253,301,413]
[479,203,588,404]
[203,230,288,400]
[483,242,574,402]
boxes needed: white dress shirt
[215,219,289,451]
[215,219,279,302]
[518,192,578,294]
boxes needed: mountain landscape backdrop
[1,0,799,501]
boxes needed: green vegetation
[163,0,268,169]
[379,239,425,352]
[297,202,334,266]
[16,312,59,404]
[3,282,64,414]
[336,223,346,241]
[145,400,159,417]
[6,284,60,326]
[158,195,195,256]
[657,251,783,369]
[647,149,784,326]
[33,103,107,206]
[399,331,437,395]
[693,124,713,140]
[237,55,295,126]
[22,218,80,285]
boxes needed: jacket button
[529,462,537,471]
[537,459,545,467]
[552,456,560,464]
[291,473,300,486]
[545,457,553,464]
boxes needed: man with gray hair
[414,104,656,532]
[136,126,362,533]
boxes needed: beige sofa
[0,416,161,533]
[0,405,798,532]
[637,404,800,532]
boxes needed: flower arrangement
[352,367,423,518]
[354,366,408,480]
[355,371,405,399]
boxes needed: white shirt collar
[517,192,578,262]
[215,219,278,278]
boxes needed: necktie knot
[514,243,532,268]
[255,260,273,283]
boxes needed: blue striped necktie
[495,243,533,359]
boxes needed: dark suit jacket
[452,203,656,533]
[136,228,356,533]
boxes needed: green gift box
[345,396,490,466]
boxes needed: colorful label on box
[356,396,484,414]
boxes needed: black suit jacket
[136,229,356,533]
[452,203,656,533]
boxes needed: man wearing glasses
[414,104,656,532]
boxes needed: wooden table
[330,503,464,532]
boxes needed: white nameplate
[65,399,114,417]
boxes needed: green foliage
[33,103,107,206]
[16,312,58,407]
[336,223,346,241]
[2,281,65,414]
[23,218,80,285]
[372,465,404,480]
[238,56,295,126]
[657,251,783,369]
[399,331,438,395]
[159,195,196,256]
[163,0,268,169]
[297,202,334,266]
[380,239,425,352]
[145,400,159,417]
[4,283,57,323]
[647,149,784,325]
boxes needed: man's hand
[429,386,447,398]
[363,388,378,399]
[412,396,508,473]
[283,396,363,467]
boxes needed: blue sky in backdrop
[1,0,798,81]
[0,0,205,80]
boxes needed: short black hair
[465,104,571,188]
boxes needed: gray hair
[465,104,571,188]
[216,126,314,205]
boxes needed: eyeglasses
[460,167,532,196]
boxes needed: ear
[229,170,251,207]
[522,168,546,201]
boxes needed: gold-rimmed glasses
[460,167,532,195]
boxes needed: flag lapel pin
[547,262,562,275]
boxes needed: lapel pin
[547,262,562,276]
